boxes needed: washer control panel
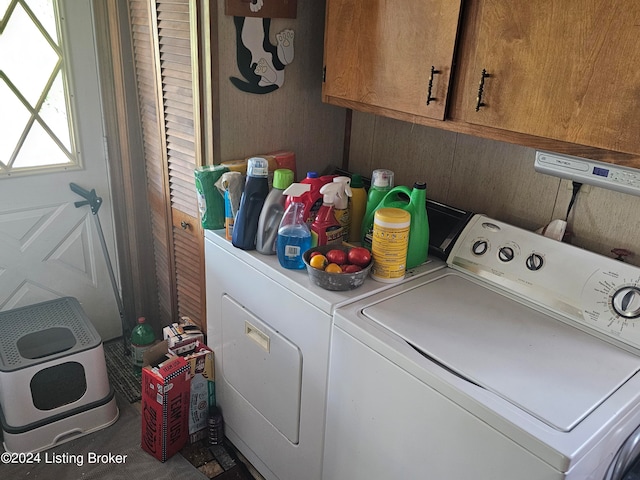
[448,215,640,350]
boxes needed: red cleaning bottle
[285,172,335,226]
[311,183,344,246]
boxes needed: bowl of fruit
[303,244,372,291]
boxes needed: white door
[0,0,121,340]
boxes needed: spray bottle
[332,176,352,242]
[285,172,335,226]
[277,183,312,269]
[256,168,294,254]
[311,183,344,247]
[361,169,394,250]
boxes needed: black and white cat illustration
[230,15,295,94]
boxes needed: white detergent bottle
[277,183,312,269]
[256,168,294,254]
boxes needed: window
[0,0,78,177]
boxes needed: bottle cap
[246,157,269,178]
[273,169,294,190]
[371,169,394,188]
[351,174,364,188]
[137,317,145,324]
[413,181,426,190]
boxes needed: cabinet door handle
[475,69,491,111]
[245,321,270,353]
[426,66,440,105]
[181,220,190,230]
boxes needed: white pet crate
[0,297,119,453]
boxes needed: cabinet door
[459,0,640,154]
[323,0,462,121]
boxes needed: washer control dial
[526,253,544,271]
[612,286,640,319]
[582,270,640,349]
[498,246,515,262]
[472,240,489,256]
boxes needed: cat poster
[229,0,296,94]
[226,0,297,19]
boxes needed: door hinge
[322,66,326,83]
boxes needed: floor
[0,338,265,480]
[133,400,265,480]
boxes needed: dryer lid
[361,272,640,432]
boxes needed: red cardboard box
[141,354,191,462]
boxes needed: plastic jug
[376,182,429,269]
[256,168,294,254]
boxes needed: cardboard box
[141,353,190,462]
[185,343,216,443]
[163,317,205,355]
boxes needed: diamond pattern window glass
[0,0,77,177]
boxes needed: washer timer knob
[612,286,640,319]
[526,253,544,271]
[498,246,515,262]
[472,240,489,256]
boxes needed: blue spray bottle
[277,183,312,269]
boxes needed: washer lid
[362,272,640,432]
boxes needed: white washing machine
[325,215,640,480]
[204,229,447,480]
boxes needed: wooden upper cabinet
[453,0,640,155]
[323,0,462,121]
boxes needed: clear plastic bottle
[130,316,155,376]
[256,168,294,254]
[277,183,312,269]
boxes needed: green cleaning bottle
[376,182,430,269]
[130,317,155,376]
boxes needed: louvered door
[128,0,206,330]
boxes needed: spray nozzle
[332,176,352,209]
[283,182,311,202]
[319,182,343,205]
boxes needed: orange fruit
[309,254,328,270]
[325,263,342,273]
